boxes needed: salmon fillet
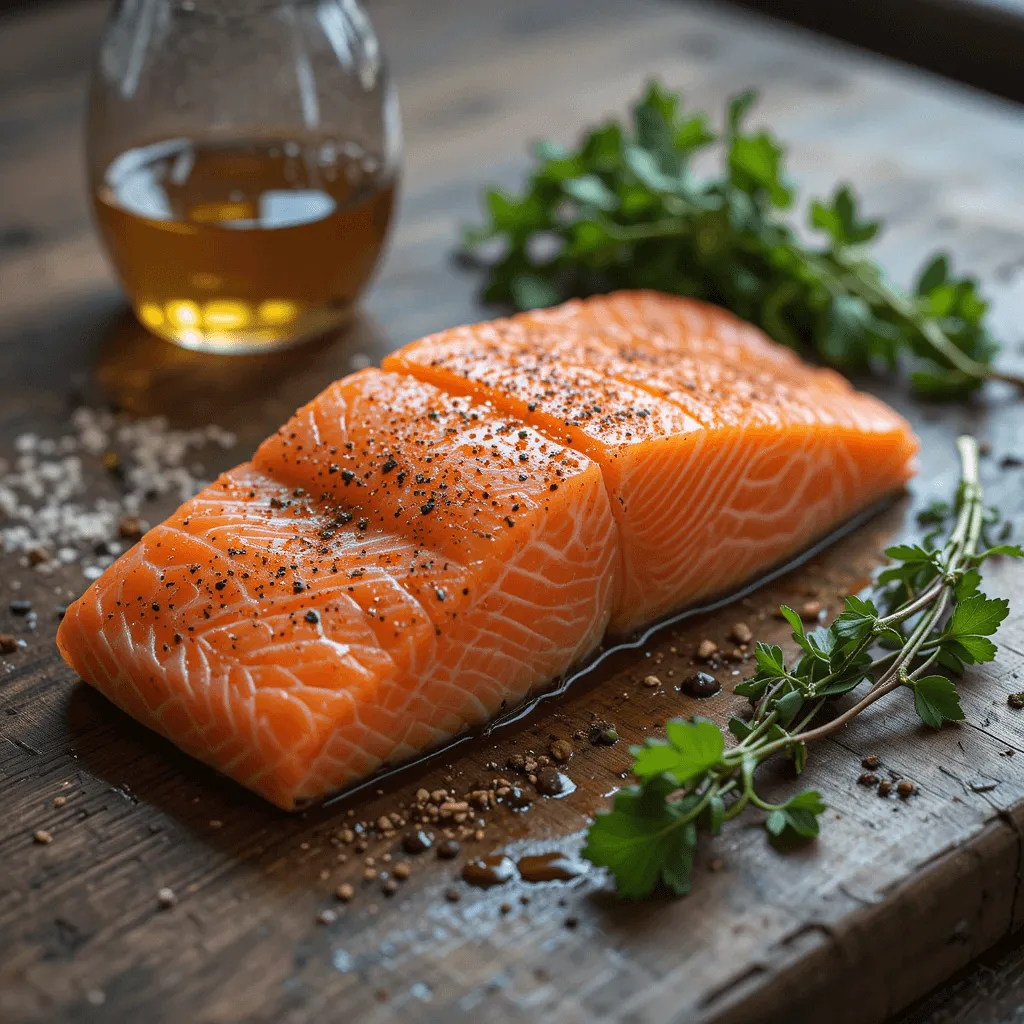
[57,292,917,807]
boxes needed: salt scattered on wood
[0,409,236,578]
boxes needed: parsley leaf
[943,595,1010,664]
[582,776,699,898]
[765,790,827,840]
[832,595,879,641]
[912,675,966,728]
[979,544,1024,560]
[632,718,725,783]
[753,641,787,676]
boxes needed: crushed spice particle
[549,739,573,762]
[729,622,753,644]
[696,639,718,661]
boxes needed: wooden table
[2,2,1024,1022]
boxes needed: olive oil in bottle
[92,137,396,352]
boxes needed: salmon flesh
[57,293,918,808]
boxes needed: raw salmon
[57,292,917,807]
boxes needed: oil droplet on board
[516,852,588,883]
[461,855,518,888]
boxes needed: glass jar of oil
[86,0,401,353]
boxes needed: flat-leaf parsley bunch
[464,83,1023,399]
[582,436,1021,898]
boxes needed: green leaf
[774,689,804,727]
[884,543,940,565]
[916,253,949,296]
[509,274,560,310]
[945,594,1010,663]
[876,625,907,649]
[833,595,879,641]
[729,132,793,207]
[728,716,753,739]
[917,500,952,527]
[937,647,967,675]
[486,189,547,237]
[633,81,679,169]
[566,220,613,257]
[944,635,999,665]
[954,568,982,601]
[978,544,1024,560]
[814,675,865,698]
[532,139,570,162]
[753,642,787,677]
[765,790,826,839]
[580,121,625,167]
[734,676,770,700]
[911,674,965,729]
[631,717,725,784]
[725,90,758,137]
[675,114,716,152]
[777,606,831,661]
[810,185,880,247]
[582,776,698,898]
[779,605,805,637]
[821,294,873,367]
[806,626,837,658]
[623,145,678,193]
[563,174,618,211]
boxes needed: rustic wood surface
[2,2,1024,1022]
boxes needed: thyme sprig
[464,83,1024,399]
[582,436,1022,899]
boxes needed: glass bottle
[86,0,401,353]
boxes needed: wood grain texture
[1,2,1024,1023]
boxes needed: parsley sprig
[463,83,1024,399]
[582,436,1022,899]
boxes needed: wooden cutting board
[1,1,1023,1022]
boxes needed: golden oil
[92,137,396,352]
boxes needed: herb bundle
[463,83,1023,399]
[581,436,1021,899]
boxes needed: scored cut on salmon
[57,292,918,808]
